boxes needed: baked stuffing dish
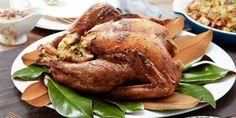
[187,0,236,33]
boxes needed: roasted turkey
[36,3,183,100]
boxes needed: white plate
[11,31,236,117]
[10,0,119,30]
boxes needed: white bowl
[173,0,236,44]
[0,7,43,45]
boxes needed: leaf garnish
[143,93,199,110]
[44,76,93,118]
[13,64,49,80]
[177,83,216,108]
[26,93,51,107]
[22,50,40,66]
[103,98,144,113]
[164,16,185,38]
[93,97,125,118]
[182,63,235,84]
[174,30,213,64]
[183,55,214,71]
[21,81,48,101]
[21,81,51,107]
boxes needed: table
[1,0,236,118]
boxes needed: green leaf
[181,64,229,84]
[13,64,49,80]
[103,98,144,113]
[177,83,216,108]
[93,97,125,118]
[184,56,203,71]
[44,76,93,118]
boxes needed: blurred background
[0,0,176,18]
[0,0,9,8]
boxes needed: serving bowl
[173,0,236,44]
[0,7,42,45]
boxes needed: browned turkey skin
[36,3,183,100]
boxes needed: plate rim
[10,30,236,117]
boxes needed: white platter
[11,31,236,117]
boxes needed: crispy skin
[85,19,178,56]
[83,19,182,99]
[51,3,121,47]
[37,4,183,100]
[50,59,134,93]
[69,3,121,34]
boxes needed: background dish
[11,31,236,117]
[173,0,236,44]
[10,0,119,30]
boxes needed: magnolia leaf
[143,93,199,110]
[22,50,40,66]
[164,16,184,38]
[182,63,233,84]
[174,30,213,64]
[103,98,144,113]
[13,64,49,80]
[184,56,203,71]
[44,76,93,118]
[21,81,48,101]
[25,93,51,107]
[93,98,125,118]
[177,83,216,108]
